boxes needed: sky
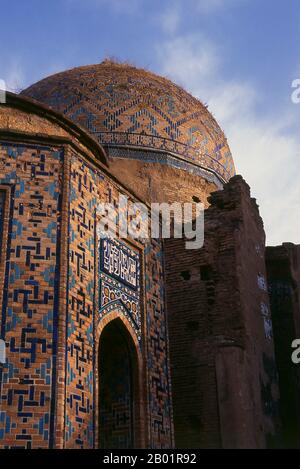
[1,0,300,245]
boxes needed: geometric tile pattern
[65,152,173,448]
[0,190,5,250]
[66,154,99,448]
[144,239,173,448]
[22,61,235,183]
[0,137,173,448]
[99,238,141,341]
[0,142,63,449]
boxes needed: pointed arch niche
[95,312,146,448]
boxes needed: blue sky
[1,0,300,245]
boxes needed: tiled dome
[22,60,235,182]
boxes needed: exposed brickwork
[109,158,218,208]
[165,176,279,448]
[266,243,300,448]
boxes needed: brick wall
[109,157,219,208]
[165,175,279,448]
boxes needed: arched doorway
[98,318,139,449]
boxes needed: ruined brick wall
[164,175,279,448]
[266,243,300,448]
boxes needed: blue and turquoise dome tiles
[22,61,235,182]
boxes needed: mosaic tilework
[99,238,141,341]
[144,240,173,448]
[65,152,173,448]
[0,137,173,448]
[0,142,63,449]
[65,154,98,448]
[0,191,5,250]
[66,153,139,448]
[22,61,235,183]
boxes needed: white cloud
[157,34,218,88]
[157,33,300,245]
[1,59,25,93]
[0,56,74,93]
[226,115,300,245]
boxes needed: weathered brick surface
[165,176,279,448]
[109,158,218,208]
[266,243,300,447]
